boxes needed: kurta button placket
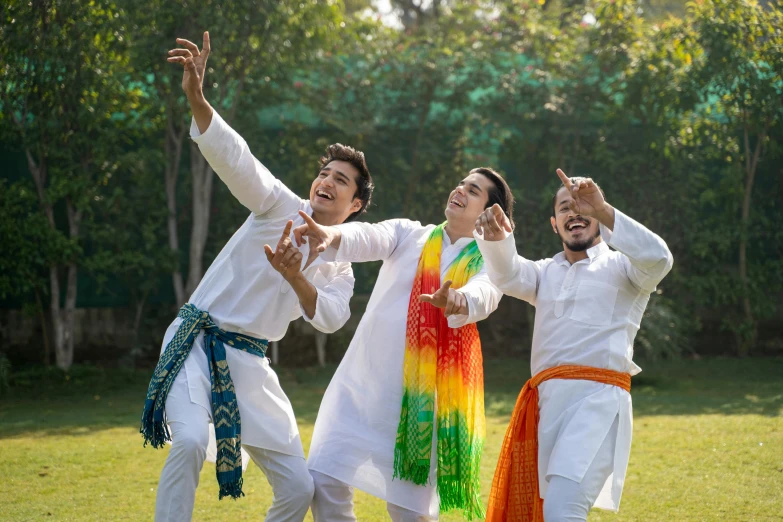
[554,264,577,317]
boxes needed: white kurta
[476,209,673,511]
[307,219,503,518]
[160,110,355,458]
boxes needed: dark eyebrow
[464,182,483,192]
[322,166,351,183]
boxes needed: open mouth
[449,197,466,208]
[566,219,589,232]
[315,189,334,201]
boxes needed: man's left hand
[264,220,304,282]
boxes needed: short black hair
[320,143,374,222]
[470,167,515,229]
[551,178,605,217]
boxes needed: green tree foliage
[1,0,141,369]
[2,0,782,365]
[128,0,344,306]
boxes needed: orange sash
[485,365,631,522]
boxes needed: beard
[557,226,600,252]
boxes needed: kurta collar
[442,230,473,250]
[587,240,610,259]
[553,240,610,266]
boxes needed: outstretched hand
[555,168,608,218]
[293,210,334,269]
[419,280,468,317]
[264,221,303,281]
[475,203,513,241]
[167,31,211,98]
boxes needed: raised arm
[556,170,673,292]
[600,210,673,292]
[168,32,300,217]
[293,211,414,267]
[474,204,541,305]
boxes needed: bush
[0,352,10,395]
[635,294,695,360]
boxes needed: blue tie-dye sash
[140,303,267,499]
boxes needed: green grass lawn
[1,357,781,521]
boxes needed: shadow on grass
[2,357,781,440]
[0,364,334,440]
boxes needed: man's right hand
[293,210,340,269]
[167,31,211,100]
[475,203,513,241]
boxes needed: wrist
[186,89,207,106]
[286,271,307,286]
[595,202,615,225]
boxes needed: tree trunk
[54,199,82,371]
[185,144,215,297]
[165,106,187,306]
[737,128,764,357]
[48,265,66,370]
[35,290,52,366]
[315,331,327,367]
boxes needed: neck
[443,220,473,244]
[311,210,344,227]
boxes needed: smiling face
[550,185,601,252]
[444,172,493,230]
[309,160,363,225]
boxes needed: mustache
[565,217,590,228]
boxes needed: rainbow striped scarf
[393,222,487,520]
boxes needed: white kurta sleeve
[300,263,355,334]
[474,231,541,306]
[334,219,417,263]
[447,270,503,328]
[190,111,301,218]
[600,208,674,293]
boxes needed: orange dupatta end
[485,365,632,522]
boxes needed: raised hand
[556,168,608,218]
[419,280,468,317]
[264,221,304,281]
[293,210,337,269]
[167,32,211,98]
[475,203,513,241]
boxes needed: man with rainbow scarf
[475,169,673,522]
[292,167,514,521]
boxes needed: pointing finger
[277,220,293,249]
[419,294,436,304]
[300,210,318,228]
[556,168,572,190]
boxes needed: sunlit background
[1,1,781,520]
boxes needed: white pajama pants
[154,375,314,522]
[542,416,619,522]
[310,471,436,522]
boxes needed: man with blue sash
[142,32,374,522]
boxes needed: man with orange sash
[474,169,673,521]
